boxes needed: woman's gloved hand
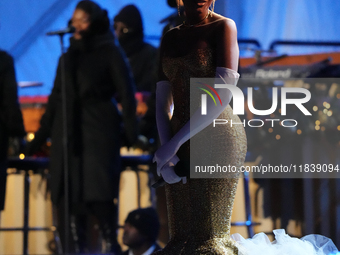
[158,162,187,184]
[153,139,179,174]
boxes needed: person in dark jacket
[114,4,159,152]
[26,1,137,253]
[0,50,26,211]
[122,207,161,255]
[113,5,158,93]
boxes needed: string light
[27,133,35,141]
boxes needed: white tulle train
[232,229,339,255]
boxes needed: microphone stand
[58,34,69,253]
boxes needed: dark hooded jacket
[0,50,25,210]
[26,23,137,205]
[114,5,158,92]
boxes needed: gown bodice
[162,47,216,135]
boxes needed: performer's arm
[155,80,183,184]
[153,31,183,184]
[25,56,62,155]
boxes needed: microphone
[46,26,75,36]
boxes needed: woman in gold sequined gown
[152,0,247,254]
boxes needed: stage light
[27,132,35,141]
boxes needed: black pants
[0,160,7,211]
[56,200,121,254]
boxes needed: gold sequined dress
[154,44,247,255]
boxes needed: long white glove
[153,67,240,184]
[154,80,182,184]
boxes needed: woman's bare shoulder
[160,26,181,52]
[162,26,181,41]
[211,14,237,31]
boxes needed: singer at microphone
[26,1,137,253]
[46,26,75,36]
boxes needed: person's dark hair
[125,207,160,243]
[76,0,110,35]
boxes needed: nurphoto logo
[199,81,312,128]
[200,84,311,116]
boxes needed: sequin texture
[153,46,247,254]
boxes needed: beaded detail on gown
[152,45,247,255]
